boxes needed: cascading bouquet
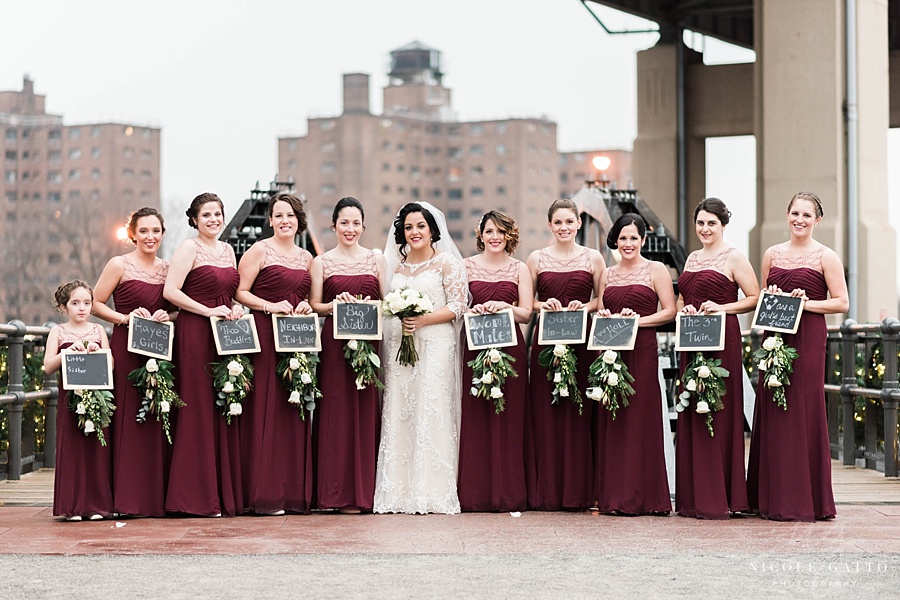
[675,353,729,436]
[128,357,185,444]
[382,287,434,367]
[538,343,583,414]
[468,347,518,414]
[344,339,384,391]
[68,388,116,446]
[277,351,322,420]
[586,349,635,420]
[754,333,799,410]
[209,354,254,424]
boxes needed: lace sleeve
[440,253,468,318]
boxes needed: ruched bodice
[536,270,593,305]
[678,270,738,307]
[323,274,380,303]
[470,280,518,305]
[182,265,239,307]
[113,280,168,315]
[603,284,659,317]
[251,265,311,306]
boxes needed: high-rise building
[0,76,161,323]
[278,42,631,257]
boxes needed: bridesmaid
[43,281,113,521]
[524,198,605,511]
[747,191,848,521]
[236,191,315,515]
[309,196,385,514]
[675,198,759,519]
[93,207,171,517]
[458,211,532,512]
[163,192,244,517]
[595,213,675,515]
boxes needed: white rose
[83,420,95,433]
[586,387,600,401]
[227,361,244,377]
[767,375,782,388]
[228,403,243,416]
[488,349,502,363]
[762,337,778,351]
[222,381,235,394]
[757,360,767,372]
[355,378,366,391]
[159,400,170,413]
[145,358,159,373]
[559,387,569,397]
[481,372,493,384]
[288,390,301,404]
[685,379,697,392]
[553,372,562,383]
[490,387,503,399]
[696,365,711,379]
[681,397,690,407]
[679,391,691,401]
[348,339,359,351]
[76,403,86,415]
[696,401,710,414]
[602,349,617,365]
[289,357,301,371]
[470,387,479,396]
[773,336,784,348]
[675,403,685,413]
[552,344,567,358]
[606,372,619,387]
[300,372,313,385]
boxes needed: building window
[5,170,16,183]
[382,184,391,193]
[470,124,484,135]
[123,147,134,158]
[92,147,101,158]
[382,163,391,171]
[48,191,61,202]
[447,125,460,136]
[411,188,420,198]
[318,120,335,129]
[320,184,336,194]
[141,170,152,180]
[5,191,16,202]
[288,159,297,169]
[48,129,61,140]
[496,144,506,155]
[448,189,463,200]
[288,140,298,150]
[68,190,81,200]
[321,141,335,152]
[560,173,569,183]
[396,143,405,153]
[5,150,17,161]
[470,165,483,177]
[450,230,463,241]
[142,128,150,138]
[448,209,462,220]
[447,167,460,182]
[382,141,391,150]
[32,192,40,201]
[496,164,507,175]
[91,126,100,138]
[470,145,484,156]
[5,129,17,140]
[496,123,507,134]
[470,187,484,198]
[69,168,80,180]
[68,148,81,160]
[7,212,17,223]
[142,149,153,159]
[497,186,506,196]
[396,164,405,173]
[123,168,134,178]
[69,127,81,139]
[48,253,62,264]
[410,166,420,179]
[321,162,335,173]
[49,150,61,163]
[448,147,462,159]
[430,189,442,199]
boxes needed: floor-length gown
[53,323,114,518]
[316,251,382,512]
[526,248,595,511]
[458,258,527,512]
[110,257,170,517]
[595,262,672,514]
[165,240,243,517]
[242,243,314,514]
[675,249,749,519]
[374,252,467,514]
[747,246,836,521]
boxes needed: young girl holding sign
[43,280,113,521]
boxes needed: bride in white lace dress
[374,202,468,514]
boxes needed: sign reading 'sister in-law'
[537,309,588,346]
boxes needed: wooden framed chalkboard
[537,309,588,346]
[210,315,261,355]
[333,300,382,341]
[587,315,639,351]
[751,292,805,334]
[127,315,174,360]
[273,314,321,352]
[61,349,114,390]
[464,308,518,351]
[675,312,726,352]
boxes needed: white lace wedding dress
[373,252,468,514]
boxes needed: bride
[374,202,468,515]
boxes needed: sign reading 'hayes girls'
[127,315,174,360]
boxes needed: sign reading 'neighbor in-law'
[587,315,639,351]
[537,309,588,345]
[61,349,114,390]
[675,313,726,352]
[273,314,321,352]
[333,301,382,341]
[751,292,805,334]
[127,315,174,360]
[211,315,261,355]
[464,308,517,351]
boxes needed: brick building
[0,76,161,323]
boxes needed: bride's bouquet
[383,287,434,367]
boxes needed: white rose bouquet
[753,333,799,410]
[128,357,185,444]
[343,339,384,391]
[382,287,434,367]
[468,346,518,414]
[538,343,584,414]
[586,349,635,420]
[676,352,730,436]
[209,354,254,424]
[276,351,322,420]
[67,388,116,446]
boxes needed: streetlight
[116,227,129,241]
[591,155,611,189]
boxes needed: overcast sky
[3,0,898,301]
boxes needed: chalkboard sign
[61,349,114,390]
[751,292,805,334]
[210,315,261,355]
[587,315,639,351]
[127,315,174,360]
[675,312,726,352]
[537,309,588,346]
[464,308,518,351]
[273,314,321,352]
[333,300,382,341]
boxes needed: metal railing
[0,320,58,480]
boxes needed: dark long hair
[606,213,647,249]
[392,202,440,261]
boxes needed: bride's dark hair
[392,202,441,260]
